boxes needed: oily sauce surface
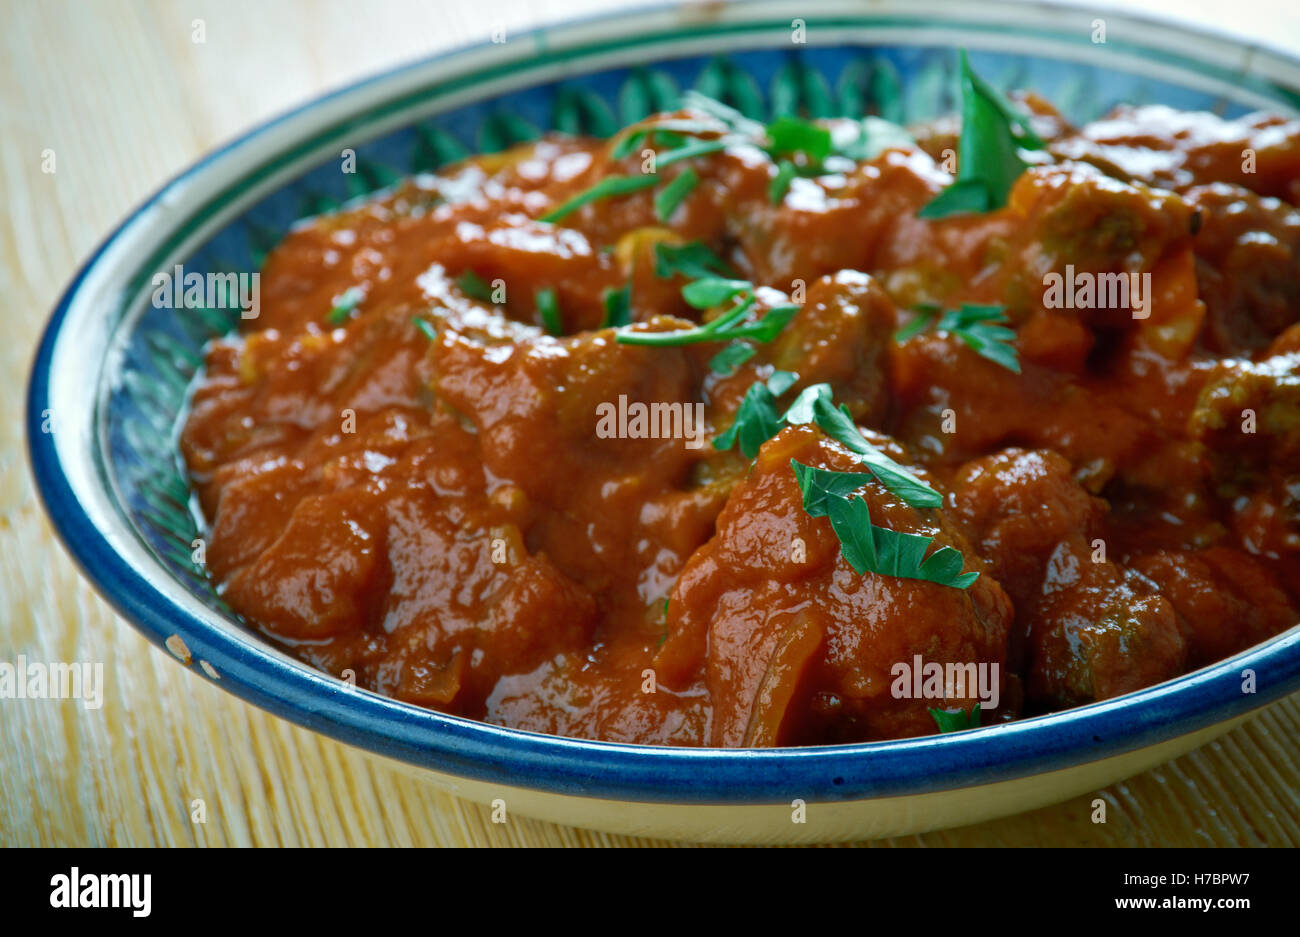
[181,94,1300,747]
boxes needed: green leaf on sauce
[326,286,365,325]
[769,159,798,203]
[930,704,982,732]
[766,114,833,163]
[411,316,437,342]
[654,166,699,221]
[552,90,911,223]
[833,116,914,162]
[456,270,497,303]
[782,384,943,508]
[541,173,659,222]
[791,461,979,590]
[917,50,1045,219]
[708,341,756,376]
[536,287,563,336]
[653,241,733,280]
[895,302,1021,374]
[681,277,752,310]
[601,284,632,328]
[713,370,798,458]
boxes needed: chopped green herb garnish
[893,304,939,343]
[411,316,437,341]
[783,385,942,508]
[918,50,1045,219]
[709,341,756,376]
[791,461,979,590]
[616,300,797,347]
[655,138,732,168]
[536,287,563,335]
[654,167,699,221]
[601,284,632,328]
[653,241,733,280]
[327,286,364,325]
[833,117,914,162]
[716,379,943,508]
[766,115,833,163]
[769,160,797,203]
[611,118,728,159]
[541,173,659,222]
[656,596,671,646]
[550,91,912,224]
[929,704,982,732]
[681,90,765,138]
[456,270,497,303]
[681,276,751,310]
[712,370,798,458]
[895,303,1021,374]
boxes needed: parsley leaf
[411,316,437,342]
[456,270,497,303]
[766,115,833,163]
[708,341,756,376]
[769,160,798,203]
[551,91,912,223]
[895,303,1021,374]
[601,284,632,328]
[681,276,751,310]
[327,286,364,325]
[654,166,699,221]
[535,287,563,335]
[712,376,977,590]
[782,384,943,508]
[618,274,798,348]
[918,50,1045,219]
[833,116,913,162]
[611,118,728,159]
[930,704,982,732]
[681,90,765,137]
[790,461,979,590]
[653,241,733,280]
[712,370,798,458]
[541,173,659,222]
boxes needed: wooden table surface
[4,0,1300,847]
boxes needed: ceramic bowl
[27,0,1300,843]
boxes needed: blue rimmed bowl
[27,0,1300,843]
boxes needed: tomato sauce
[180,94,1300,747]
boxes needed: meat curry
[180,55,1300,747]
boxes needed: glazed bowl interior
[28,0,1300,829]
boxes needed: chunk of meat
[948,449,1105,596]
[429,322,726,624]
[1130,547,1298,667]
[1190,352,1300,555]
[1050,105,1300,203]
[1190,352,1300,481]
[949,448,1186,708]
[1024,544,1184,707]
[768,270,897,426]
[223,490,384,640]
[1000,162,1197,332]
[657,423,1013,745]
[1187,184,1300,355]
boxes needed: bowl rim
[25,0,1300,805]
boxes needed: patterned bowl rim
[26,0,1300,805]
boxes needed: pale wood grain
[2,0,1299,847]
